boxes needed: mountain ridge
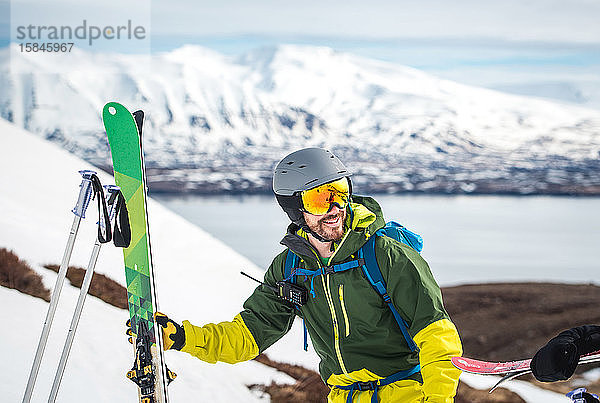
[2,44,600,194]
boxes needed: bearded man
[149,148,463,402]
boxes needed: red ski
[451,356,531,375]
[452,350,600,376]
[452,350,600,393]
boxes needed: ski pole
[23,170,97,403]
[48,185,121,402]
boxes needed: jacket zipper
[322,230,355,379]
[320,273,355,380]
[300,229,355,380]
[339,284,350,337]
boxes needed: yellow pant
[327,379,425,403]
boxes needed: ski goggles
[300,178,350,215]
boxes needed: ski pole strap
[106,187,131,248]
[334,365,421,403]
[89,174,112,244]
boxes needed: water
[154,194,600,286]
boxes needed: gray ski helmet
[273,148,352,225]
[273,148,351,196]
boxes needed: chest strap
[284,252,365,351]
[284,242,418,353]
[285,258,364,298]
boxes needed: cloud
[7,1,600,44]
[148,0,600,44]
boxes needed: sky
[147,0,600,43]
[3,0,600,107]
[4,0,600,47]
[7,1,599,44]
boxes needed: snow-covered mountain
[2,44,600,194]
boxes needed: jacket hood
[280,195,386,265]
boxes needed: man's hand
[125,318,135,345]
[125,313,186,351]
[154,312,186,351]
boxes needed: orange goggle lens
[301,178,350,215]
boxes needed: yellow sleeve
[179,313,260,364]
[413,318,463,403]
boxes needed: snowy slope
[0,117,312,402]
[1,44,600,194]
[460,373,570,403]
[0,118,571,401]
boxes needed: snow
[0,118,301,401]
[572,368,600,386]
[0,116,577,401]
[460,373,571,402]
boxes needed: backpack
[284,221,423,352]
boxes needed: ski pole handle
[72,170,97,218]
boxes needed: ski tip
[102,102,132,122]
[451,356,470,371]
[132,110,145,136]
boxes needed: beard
[306,209,346,241]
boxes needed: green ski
[103,102,172,403]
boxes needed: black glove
[154,312,186,351]
[579,325,600,355]
[531,325,600,382]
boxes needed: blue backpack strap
[284,250,298,280]
[361,235,418,352]
[284,250,309,351]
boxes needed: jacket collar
[279,195,385,266]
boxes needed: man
[531,325,600,403]
[149,148,463,402]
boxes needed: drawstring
[286,268,321,298]
[286,258,366,299]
